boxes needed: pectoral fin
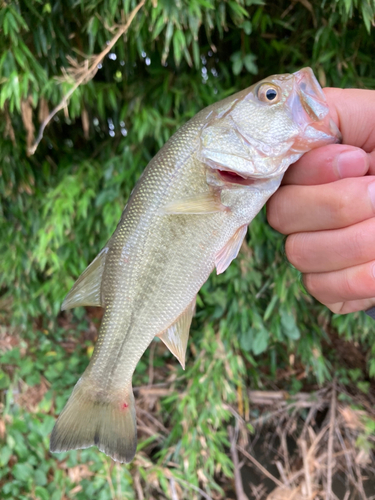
[157,297,196,369]
[161,192,225,214]
[61,248,108,310]
[215,225,248,274]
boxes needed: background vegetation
[1,0,375,498]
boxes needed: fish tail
[50,379,137,463]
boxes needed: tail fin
[50,380,137,463]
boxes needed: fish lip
[293,67,327,120]
[289,67,341,145]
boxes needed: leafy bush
[1,0,375,498]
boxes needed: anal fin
[61,247,108,311]
[215,225,248,274]
[157,297,196,369]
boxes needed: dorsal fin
[156,297,196,369]
[61,248,108,311]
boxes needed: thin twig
[171,475,213,500]
[228,426,249,500]
[300,439,312,498]
[133,471,144,500]
[137,407,169,434]
[343,491,350,500]
[275,460,289,486]
[148,341,156,386]
[280,430,292,482]
[326,381,336,500]
[353,459,368,500]
[169,478,179,500]
[104,460,116,500]
[237,445,285,489]
[116,463,122,500]
[29,0,145,155]
[335,427,356,485]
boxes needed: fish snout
[288,68,342,147]
[293,67,328,121]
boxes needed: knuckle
[349,225,368,260]
[326,302,344,314]
[340,269,357,299]
[266,190,288,234]
[329,178,374,226]
[266,196,281,232]
[285,234,305,270]
[329,187,352,225]
[302,273,319,298]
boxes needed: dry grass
[227,385,375,500]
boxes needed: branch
[228,426,249,500]
[29,0,145,155]
[326,381,336,500]
[237,445,285,489]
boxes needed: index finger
[326,88,375,154]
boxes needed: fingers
[325,298,375,315]
[325,88,375,175]
[285,217,375,273]
[267,87,375,316]
[303,260,375,312]
[324,88,375,156]
[282,144,369,185]
[267,176,375,234]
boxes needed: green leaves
[252,327,269,355]
[0,1,375,498]
[230,51,258,75]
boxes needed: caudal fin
[50,380,137,463]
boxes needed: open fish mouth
[217,168,256,186]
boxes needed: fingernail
[337,150,368,178]
[368,182,375,212]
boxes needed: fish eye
[257,83,280,104]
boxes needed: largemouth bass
[50,68,340,463]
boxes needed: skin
[267,88,375,314]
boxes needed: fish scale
[50,68,341,463]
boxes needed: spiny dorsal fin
[61,247,108,311]
[160,192,225,214]
[157,297,196,369]
[215,224,247,274]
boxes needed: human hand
[267,88,375,314]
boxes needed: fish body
[50,68,340,462]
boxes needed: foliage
[1,0,375,498]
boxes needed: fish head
[199,67,341,184]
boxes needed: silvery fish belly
[50,67,340,463]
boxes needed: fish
[50,67,341,463]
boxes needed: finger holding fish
[281,144,369,185]
[267,176,375,234]
[267,87,375,315]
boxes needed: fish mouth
[216,168,256,186]
[289,68,342,147]
[293,67,328,121]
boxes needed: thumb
[324,88,375,174]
